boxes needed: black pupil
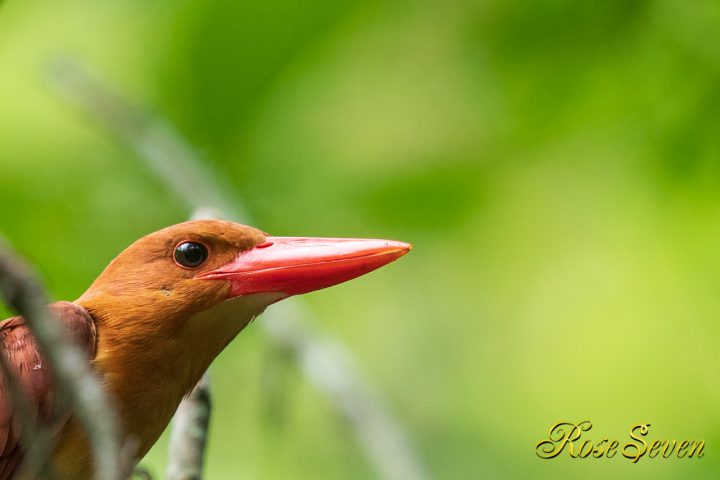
[175,242,208,268]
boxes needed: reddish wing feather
[0,302,96,479]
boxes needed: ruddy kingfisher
[0,220,411,478]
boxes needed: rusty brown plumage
[0,302,95,479]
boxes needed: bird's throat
[84,292,282,461]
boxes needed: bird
[0,219,411,478]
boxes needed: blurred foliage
[2,0,720,478]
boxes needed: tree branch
[49,59,428,480]
[0,238,123,480]
[166,372,211,480]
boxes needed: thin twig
[166,372,211,480]
[0,238,123,480]
[49,59,428,480]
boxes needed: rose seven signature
[536,421,704,462]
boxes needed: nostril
[255,241,274,249]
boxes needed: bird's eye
[174,242,208,268]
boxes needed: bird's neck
[78,292,277,459]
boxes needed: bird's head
[78,220,410,357]
[72,219,410,454]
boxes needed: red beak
[196,236,412,298]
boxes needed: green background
[2,0,720,478]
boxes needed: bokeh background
[2,0,720,478]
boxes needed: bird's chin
[223,291,288,315]
[202,292,289,332]
[184,292,286,354]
